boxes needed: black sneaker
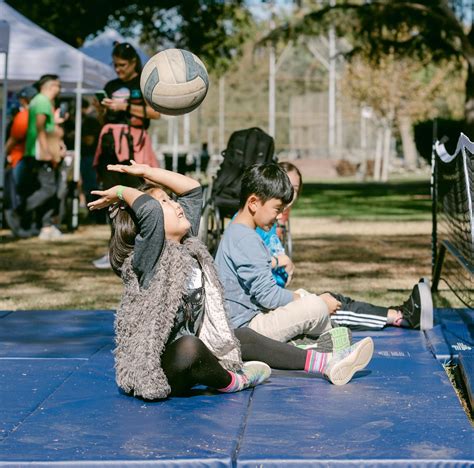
[397,281,433,330]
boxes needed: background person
[4,86,38,237]
[92,41,161,269]
[5,86,38,176]
[78,98,103,223]
[11,75,66,240]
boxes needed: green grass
[292,180,432,221]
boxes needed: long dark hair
[109,183,160,276]
[112,42,142,73]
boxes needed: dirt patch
[291,217,432,236]
[288,218,435,305]
[0,226,122,310]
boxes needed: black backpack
[212,127,275,203]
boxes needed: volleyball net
[431,133,474,308]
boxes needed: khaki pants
[248,290,331,342]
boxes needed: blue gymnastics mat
[425,308,473,363]
[0,310,472,467]
[459,351,474,411]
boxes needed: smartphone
[95,90,107,102]
[59,102,68,118]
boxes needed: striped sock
[218,371,246,393]
[304,350,332,374]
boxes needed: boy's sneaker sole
[297,327,352,353]
[326,337,374,386]
[418,280,434,331]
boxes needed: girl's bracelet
[273,255,279,268]
[116,185,125,201]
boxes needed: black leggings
[162,328,308,395]
[161,335,231,395]
[235,327,307,369]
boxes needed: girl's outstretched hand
[88,187,121,210]
[107,161,149,178]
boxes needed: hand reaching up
[107,161,150,178]
[88,186,121,211]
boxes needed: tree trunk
[381,124,392,182]
[398,114,418,170]
[373,127,383,181]
[464,56,474,138]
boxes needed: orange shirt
[8,108,29,167]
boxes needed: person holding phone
[95,90,107,103]
[92,42,161,268]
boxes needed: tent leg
[0,50,9,227]
[72,81,82,230]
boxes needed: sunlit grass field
[293,180,431,221]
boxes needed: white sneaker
[48,225,63,239]
[239,361,271,390]
[323,337,374,386]
[93,253,111,269]
[39,225,63,240]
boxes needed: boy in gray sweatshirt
[215,163,347,344]
[215,163,432,344]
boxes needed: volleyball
[140,48,209,116]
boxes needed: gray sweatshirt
[131,186,202,289]
[215,222,294,327]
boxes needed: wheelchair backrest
[213,127,275,202]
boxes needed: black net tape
[434,136,474,307]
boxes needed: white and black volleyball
[140,48,209,116]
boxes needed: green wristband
[116,185,125,201]
[273,255,279,268]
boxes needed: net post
[432,242,446,293]
[431,141,438,278]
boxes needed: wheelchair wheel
[280,218,293,258]
[198,203,222,257]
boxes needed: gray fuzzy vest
[115,236,243,400]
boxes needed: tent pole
[72,80,82,230]
[0,21,9,227]
[0,51,7,225]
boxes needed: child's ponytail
[109,205,137,276]
[108,183,165,276]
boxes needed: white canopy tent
[0,0,115,227]
[0,18,9,228]
[0,1,114,89]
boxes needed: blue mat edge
[424,308,473,364]
[236,458,474,467]
[458,351,474,412]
